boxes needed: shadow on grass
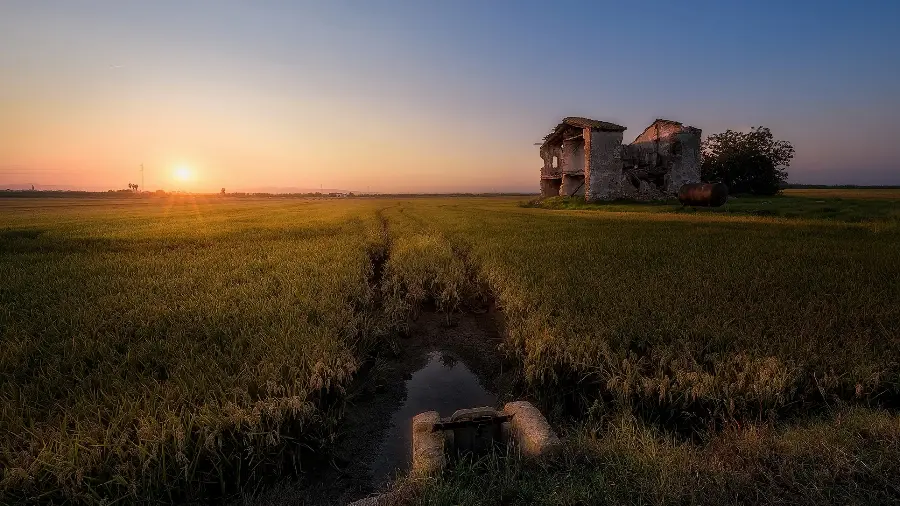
[525,194,900,223]
[0,224,351,255]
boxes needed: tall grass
[380,205,485,326]
[396,407,900,505]
[2,194,898,503]
[377,194,900,504]
[407,198,900,423]
[0,197,391,503]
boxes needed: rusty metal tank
[678,183,729,207]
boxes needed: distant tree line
[782,183,900,189]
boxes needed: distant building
[539,117,702,201]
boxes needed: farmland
[1,190,899,504]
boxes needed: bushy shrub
[702,127,794,195]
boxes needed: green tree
[701,127,794,195]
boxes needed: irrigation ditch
[234,209,520,505]
[228,204,898,505]
[8,203,897,505]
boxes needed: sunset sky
[1,1,898,192]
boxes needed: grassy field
[532,188,900,223]
[413,195,900,420]
[398,406,900,505]
[0,197,393,502]
[385,190,900,504]
[1,189,899,504]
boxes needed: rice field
[0,197,391,503]
[1,190,899,504]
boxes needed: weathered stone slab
[449,406,501,421]
[411,410,445,477]
[348,492,396,506]
[502,401,561,457]
[347,495,382,506]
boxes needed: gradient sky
[2,1,899,192]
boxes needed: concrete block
[411,411,445,477]
[502,401,561,457]
[348,495,382,506]
[348,493,396,506]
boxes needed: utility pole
[140,163,144,193]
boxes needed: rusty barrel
[678,183,729,207]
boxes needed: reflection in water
[370,351,496,486]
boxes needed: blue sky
[1,0,898,191]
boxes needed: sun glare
[173,165,194,182]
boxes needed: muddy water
[369,350,497,486]
[240,312,508,506]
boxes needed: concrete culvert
[411,411,445,477]
[435,407,510,459]
[410,401,561,478]
[502,401,562,458]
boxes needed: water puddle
[240,312,508,505]
[369,350,497,486]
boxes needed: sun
[173,165,194,182]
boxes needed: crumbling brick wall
[560,136,586,197]
[585,130,624,201]
[667,126,702,193]
[540,117,698,201]
[619,119,702,199]
[540,178,561,197]
[586,119,700,201]
[539,143,563,198]
[540,144,562,180]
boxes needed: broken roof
[541,117,626,147]
[561,117,627,132]
[632,119,691,143]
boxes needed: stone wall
[561,138,585,175]
[667,127,702,193]
[632,119,685,145]
[539,142,563,198]
[558,136,586,197]
[540,117,699,202]
[540,144,563,180]
[610,119,701,201]
[585,130,624,201]
[561,174,585,197]
[540,178,562,197]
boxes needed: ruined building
[539,117,702,201]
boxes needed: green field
[2,190,899,504]
[532,188,900,223]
